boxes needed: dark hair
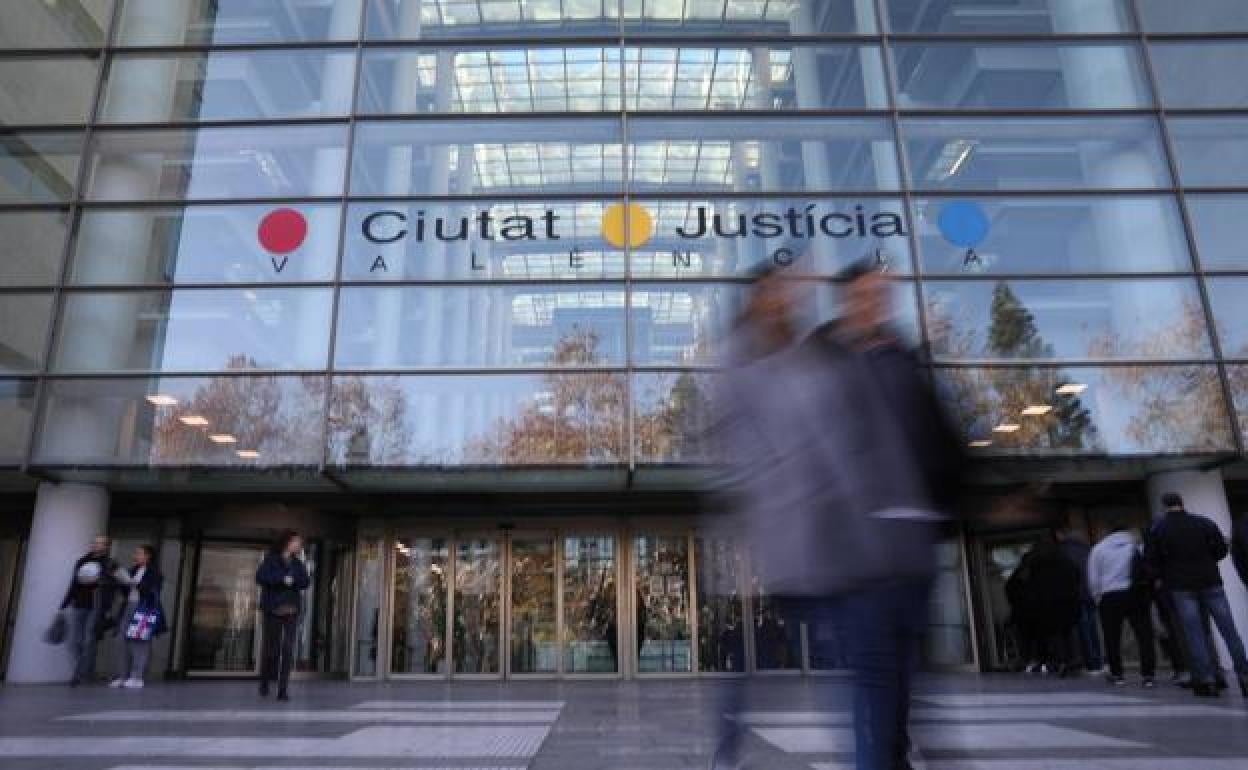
[1108,520,1130,534]
[273,529,300,554]
[834,257,884,284]
[1162,492,1184,509]
[138,544,156,561]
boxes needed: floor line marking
[755,723,1147,753]
[61,709,561,724]
[351,700,564,710]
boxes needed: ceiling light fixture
[178,415,210,427]
[993,423,1021,433]
[235,449,260,459]
[1022,405,1053,416]
[209,434,237,444]
[145,394,178,407]
[1056,383,1088,395]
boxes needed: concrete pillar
[7,483,109,683]
[1147,469,1248,672]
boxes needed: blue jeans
[1170,586,1248,686]
[1076,600,1103,670]
[835,580,931,770]
[67,606,100,683]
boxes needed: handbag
[125,604,162,642]
[43,612,67,645]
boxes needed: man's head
[1162,492,1184,512]
[836,258,893,339]
[90,535,110,556]
[743,262,797,345]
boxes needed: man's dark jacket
[256,552,310,614]
[1146,510,1229,592]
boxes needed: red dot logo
[257,208,307,254]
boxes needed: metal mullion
[931,358,1223,369]
[72,196,344,207]
[42,369,332,380]
[1129,0,1248,456]
[917,272,1208,282]
[21,0,119,477]
[319,0,370,476]
[621,10,635,484]
[103,41,361,55]
[53,281,337,291]
[76,115,351,132]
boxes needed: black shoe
[276,690,289,702]
[1193,683,1220,697]
[1240,678,1248,698]
[1142,677,1156,689]
[1108,675,1126,686]
[258,682,270,697]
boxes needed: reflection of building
[3,0,1248,682]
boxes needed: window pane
[342,201,626,281]
[887,0,1132,33]
[626,44,887,111]
[0,132,83,204]
[943,365,1234,455]
[625,0,875,35]
[100,51,356,123]
[334,285,629,369]
[510,535,557,674]
[0,293,54,373]
[630,117,899,193]
[360,46,622,114]
[912,196,1192,275]
[563,534,617,673]
[34,375,326,465]
[390,536,449,674]
[1136,0,1248,33]
[1187,194,1248,271]
[0,210,69,285]
[1150,42,1248,109]
[0,380,36,463]
[86,125,348,201]
[365,0,622,39]
[631,197,914,278]
[1207,278,1248,357]
[53,288,332,373]
[902,118,1170,191]
[631,282,921,366]
[116,0,363,45]
[453,537,502,674]
[891,43,1149,109]
[327,374,627,466]
[1230,366,1248,443]
[1,0,113,49]
[634,371,718,465]
[0,57,99,125]
[70,204,341,285]
[925,279,1213,361]
[350,118,623,196]
[634,534,692,673]
[694,535,746,673]
[1169,117,1248,188]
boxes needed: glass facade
[7,0,1247,682]
[3,0,1245,472]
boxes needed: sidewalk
[0,673,1245,769]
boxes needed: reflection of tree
[635,371,714,463]
[1091,299,1234,452]
[471,330,712,464]
[932,282,1098,451]
[151,355,323,462]
[327,375,411,464]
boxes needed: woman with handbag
[255,530,309,701]
[110,544,164,689]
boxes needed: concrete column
[1147,469,1248,672]
[7,483,109,683]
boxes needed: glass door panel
[453,536,502,675]
[635,534,692,673]
[353,535,384,677]
[751,570,802,671]
[510,535,557,674]
[391,536,448,675]
[695,536,746,673]
[562,535,618,673]
[187,542,266,673]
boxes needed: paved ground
[0,674,1246,769]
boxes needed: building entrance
[186,541,267,676]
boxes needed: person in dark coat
[1057,524,1103,674]
[1012,536,1082,676]
[109,544,165,688]
[255,530,310,701]
[1146,493,1248,697]
[60,535,120,685]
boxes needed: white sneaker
[123,678,144,689]
[108,678,125,688]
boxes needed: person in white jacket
[1088,523,1157,686]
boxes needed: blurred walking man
[714,260,965,770]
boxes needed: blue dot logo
[937,200,989,249]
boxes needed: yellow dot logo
[601,202,653,249]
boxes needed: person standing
[1057,524,1103,675]
[1146,493,1248,697]
[255,530,309,701]
[110,544,165,689]
[1088,524,1156,686]
[60,535,119,685]
[712,260,966,770]
[1016,536,1082,676]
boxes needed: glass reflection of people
[255,530,310,701]
[712,260,966,770]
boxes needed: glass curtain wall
[0,0,1244,476]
